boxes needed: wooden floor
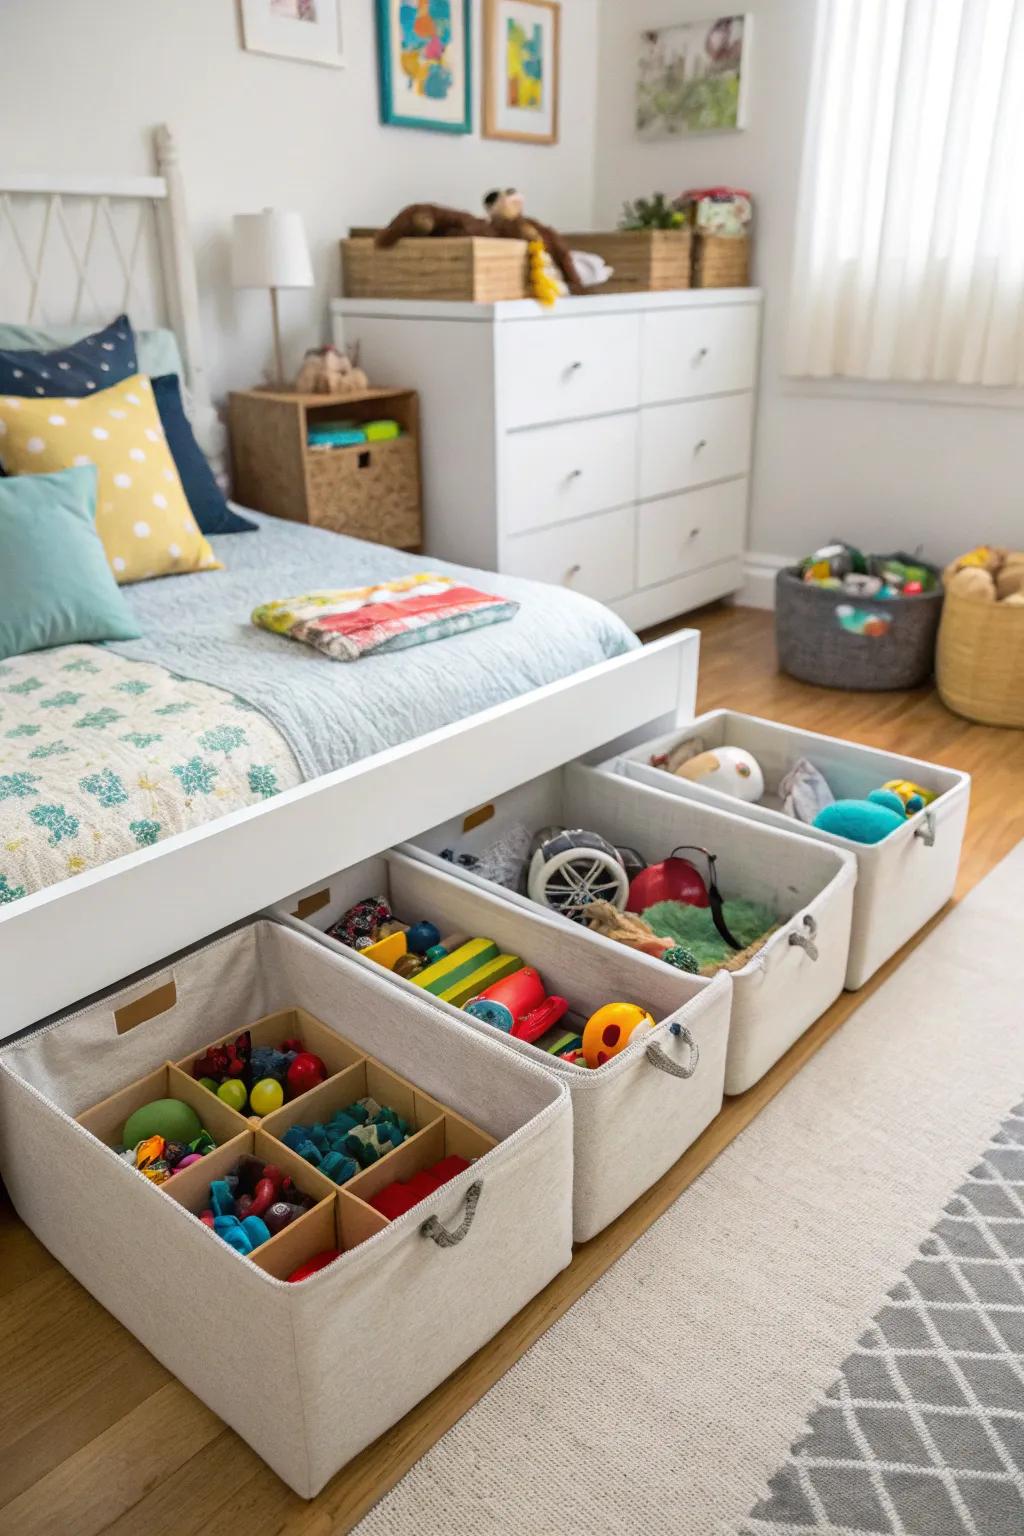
[3,605,1022,1536]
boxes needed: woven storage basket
[341,235,529,302]
[775,562,943,690]
[693,233,750,288]
[937,589,1024,726]
[565,229,691,293]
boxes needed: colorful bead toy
[199,1156,317,1258]
[191,1029,328,1116]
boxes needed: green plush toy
[643,898,776,971]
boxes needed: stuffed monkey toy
[484,188,584,294]
[375,204,490,246]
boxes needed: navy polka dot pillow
[0,314,137,399]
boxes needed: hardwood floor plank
[0,1383,222,1536]
[0,604,1017,1536]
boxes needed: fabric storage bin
[402,763,856,1097]
[271,850,732,1243]
[775,564,943,690]
[606,709,971,990]
[0,920,573,1499]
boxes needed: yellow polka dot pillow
[0,375,221,583]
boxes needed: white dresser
[331,288,761,629]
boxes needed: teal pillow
[0,466,141,660]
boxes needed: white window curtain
[787,0,1024,385]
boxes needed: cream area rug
[355,842,1024,1536]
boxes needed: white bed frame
[0,128,700,1038]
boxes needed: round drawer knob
[567,467,583,480]
[694,438,708,453]
[564,563,582,584]
[688,527,700,539]
[695,346,709,361]
[566,361,583,374]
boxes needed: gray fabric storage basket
[0,920,573,1498]
[775,564,943,690]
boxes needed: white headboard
[0,124,213,429]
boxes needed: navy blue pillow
[0,314,137,398]
[153,374,255,535]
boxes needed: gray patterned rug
[741,1100,1024,1536]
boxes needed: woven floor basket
[937,589,1024,727]
[775,565,943,691]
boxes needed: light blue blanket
[111,512,639,779]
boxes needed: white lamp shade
[231,209,313,290]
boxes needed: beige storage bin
[937,587,1024,727]
[403,763,856,1096]
[0,920,572,1499]
[608,709,970,989]
[564,229,692,292]
[272,849,732,1243]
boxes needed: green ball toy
[122,1097,202,1150]
[216,1079,248,1113]
[198,1076,218,1094]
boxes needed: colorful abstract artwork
[636,15,751,138]
[377,0,471,132]
[506,16,543,110]
[484,0,559,144]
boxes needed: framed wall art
[376,0,473,134]
[483,0,560,146]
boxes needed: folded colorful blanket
[252,573,519,662]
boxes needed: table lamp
[231,209,313,388]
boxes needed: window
[787,0,1024,386]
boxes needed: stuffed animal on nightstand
[293,344,368,396]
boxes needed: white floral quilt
[0,645,301,903]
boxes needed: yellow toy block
[440,954,523,1009]
[412,938,498,996]
[361,930,408,971]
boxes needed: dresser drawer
[501,413,637,535]
[641,304,759,403]
[502,507,635,602]
[636,479,747,588]
[499,314,640,429]
[639,393,753,500]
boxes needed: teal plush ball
[813,799,905,845]
[867,789,907,817]
[122,1097,203,1150]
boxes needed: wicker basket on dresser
[228,387,422,550]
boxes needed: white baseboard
[730,552,791,610]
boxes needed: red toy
[370,1155,470,1221]
[464,967,568,1044]
[286,1249,342,1283]
[286,1051,327,1098]
[627,854,707,913]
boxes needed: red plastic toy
[286,1249,342,1283]
[286,1051,327,1098]
[626,855,708,913]
[464,967,569,1044]
[369,1155,470,1221]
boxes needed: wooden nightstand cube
[228,387,422,550]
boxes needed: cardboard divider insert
[341,1114,496,1226]
[174,1007,363,1099]
[76,1005,500,1269]
[76,1062,250,1167]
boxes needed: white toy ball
[675,746,764,803]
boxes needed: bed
[0,128,700,1037]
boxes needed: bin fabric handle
[914,811,936,848]
[646,1021,700,1079]
[421,1180,483,1248]
[788,913,819,961]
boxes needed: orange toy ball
[581,1003,655,1069]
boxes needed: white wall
[594,0,1024,571]
[2,0,599,399]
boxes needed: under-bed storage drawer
[273,851,732,1243]
[402,762,856,1097]
[607,710,971,989]
[0,920,572,1500]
